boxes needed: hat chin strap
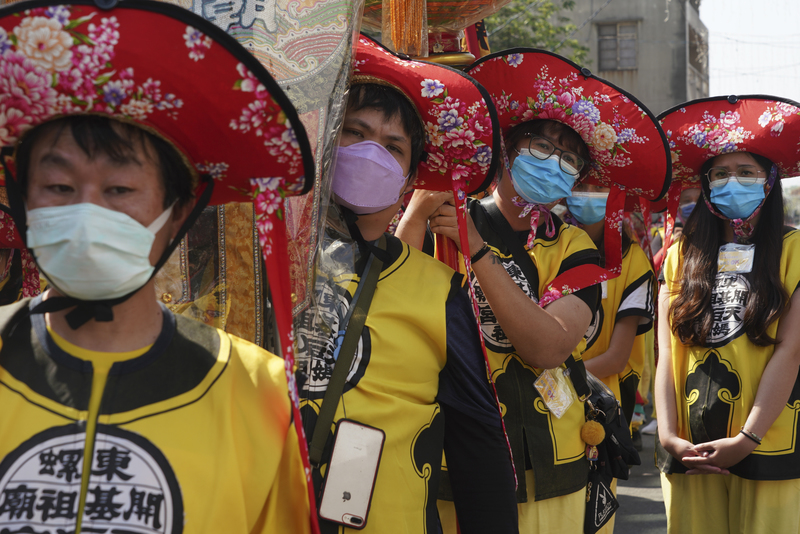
[510,195,556,248]
[339,205,392,265]
[701,164,777,244]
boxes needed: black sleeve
[442,404,519,534]
[438,277,518,533]
[437,277,505,427]
[572,283,601,316]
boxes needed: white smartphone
[318,419,385,529]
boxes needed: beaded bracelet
[739,427,762,445]
[470,242,492,264]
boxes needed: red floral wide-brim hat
[466,48,670,202]
[659,95,800,185]
[0,0,314,209]
[655,95,800,248]
[353,34,500,195]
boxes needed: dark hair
[505,119,592,179]
[669,152,788,346]
[15,115,195,208]
[346,83,426,174]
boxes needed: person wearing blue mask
[677,188,700,224]
[656,96,800,533]
[399,49,671,533]
[565,183,655,427]
[564,183,656,533]
[671,187,701,243]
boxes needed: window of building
[598,22,638,71]
[688,25,708,75]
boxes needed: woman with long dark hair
[656,96,800,533]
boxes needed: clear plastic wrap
[148,0,365,349]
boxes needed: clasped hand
[405,190,485,257]
[663,434,758,475]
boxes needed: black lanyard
[308,235,386,467]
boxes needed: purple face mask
[331,140,409,214]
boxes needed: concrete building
[565,0,708,116]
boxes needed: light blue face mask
[566,192,609,225]
[679,202,696,221]
[709,181,765,220]
[26,202,174,300]
[510,153,576,205]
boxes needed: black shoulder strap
[0,298,31,337]
[480,199,591,400]
[308,236,386,467]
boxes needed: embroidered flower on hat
[756,102,800,138]
[0,28,10,55]
[251,177,283,256]
[421,78,445,98]
[419,84,493,182]
[14,16,73,72]
[231,66,302,176]
[184,26,212,61]
[677,110,754,160]
[196,161,230,180]
[0,7,188,145]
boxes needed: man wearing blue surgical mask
[511,132,586,206]
[399,118,604,531]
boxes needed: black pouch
[584,467,619,534]
[580,372,639,534]
[584,372,641,480]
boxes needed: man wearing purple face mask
[330,88,422,236]
[293,40,518,534]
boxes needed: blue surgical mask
[510,153,576,205]
[566,192,608,225]
[709,181,765,220]
[26,202,174,300]
[679,202,696,220]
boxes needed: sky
[701,0,800,102]
[700,0,800,184]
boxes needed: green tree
[485,0,589,65]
